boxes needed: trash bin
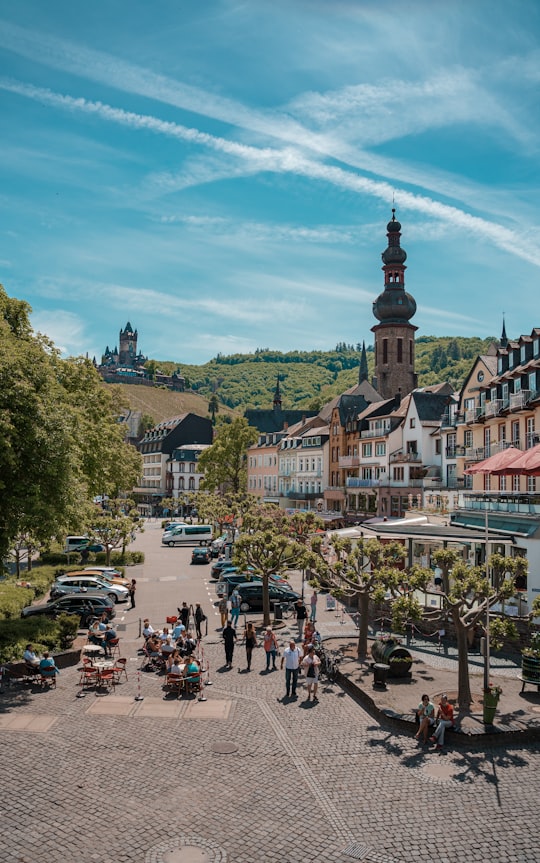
[273,602,283,621]
[373,662,390,688]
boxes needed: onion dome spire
[372,209,416,324]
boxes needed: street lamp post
[483,503,491,691]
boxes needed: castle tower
[371,210,417,399]
[119,322,138,367]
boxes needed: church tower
[371,211,417,399]
[119,322,137,367]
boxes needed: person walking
[294,598,308,642]
[218,595,228,628]
[230,589,241,628]
[244,622,258,671]
[309,590,318,623]
[280,640,302,698]
[128,579,136,609]
[301,644,321,701]
[222,621,237,669]
[194,603,206,640]
[263,626,279,672]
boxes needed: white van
[64,535,90,553]
[161,525,213,547]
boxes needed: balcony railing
[345,477,380,488]
[484,399,502,418]
[390,451,421,463]
[360,428,390,439]
[465,407,482,423]
[338,455,360,468]
[510,390,531,410]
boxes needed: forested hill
[149,336,494,413]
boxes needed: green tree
[432,549,522,708]
[91,498,143,565]
[234,509,317,626]
[312,537,429,660]
[208,394,219,425]
[0,286,80,561]
[197,417,258,495]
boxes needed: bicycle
[316,645,342,682]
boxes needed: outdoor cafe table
[82,644,104,657]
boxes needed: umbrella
[492,442,540,476]
[463,445,521,475]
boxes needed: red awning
[463,446,521,475]
[494,442,540,476]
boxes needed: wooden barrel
[371,639,412,678]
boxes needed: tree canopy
[0,284,142,562]
[197,417,258,495]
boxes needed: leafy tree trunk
[452,609,473,709]
[357,593,370,660]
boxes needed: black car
[210,560,236,579]
[191,547,211,564]
[21,593,115,626]
[234,582,299,612]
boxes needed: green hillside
[144,336,494,414]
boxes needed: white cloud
[2,78,536,271]
[31,309,87,355]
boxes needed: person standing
[244,622,258,672]
[128,579,136,609]
[222,621,237,669]
[194,603,206,640]
[179,602,190,630]
[310,590,318,623]
[280,640,302,698]
[295,598,308,642]
[230,589,241,628]
[218,595,228,628]
[301,644,321,701]
[263,627,279,672]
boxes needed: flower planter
[371,639,412,678]
[522,655,540,685]
[483,688,501,725]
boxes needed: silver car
[50,575,129,604]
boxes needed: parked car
[210,534,229,558]
[215,571,290,596]
[230,582,299,611]
[191,547,211,564]
[21,593,115,625]
[210,560,236,579]
[80,567,130,587]
[50,575,129,603]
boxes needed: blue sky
[1,0,539,365]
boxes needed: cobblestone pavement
[2,525,540,862]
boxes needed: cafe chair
[113,658,128,683]
[107,638,120,658]
[40,667,57,689]
[98,669,116,693]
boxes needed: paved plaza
[2,522,540,863]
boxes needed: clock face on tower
[477,371,484,382]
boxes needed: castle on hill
[97,322,185,391]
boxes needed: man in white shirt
[280,640,302,698]
[142,619,155,639]
[23,644,40,668]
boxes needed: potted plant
[483,682,502,725]
[522,632,540,685]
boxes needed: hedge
[0,614,79,664]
